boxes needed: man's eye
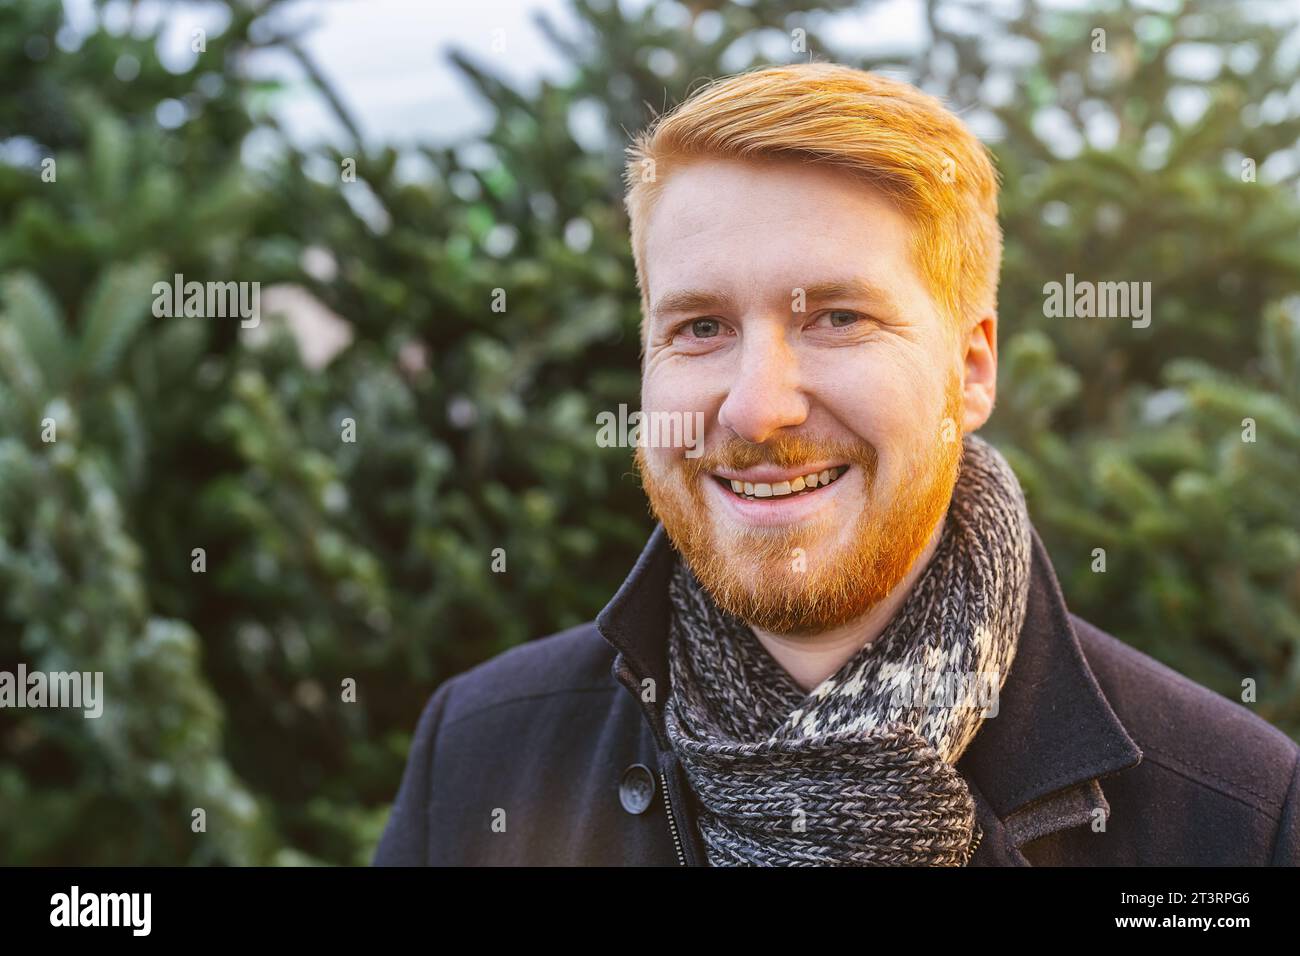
[823,310,860,328]
[687,318,722,338]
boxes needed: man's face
[635,156,967,636]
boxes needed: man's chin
[659,493,949,635]
[705,511,839,553]
[636,443,959,635]
[690,565,880,636]
[673,524,882,635]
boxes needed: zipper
[961,823,983,866]
[612,654,689,865]
[659,769,688,866]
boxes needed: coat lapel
[956,526,1143,859]
[597,523,676,749]
[596,520,1144,864]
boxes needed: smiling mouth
[712,465,850,501]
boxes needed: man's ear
[960,310,998,432]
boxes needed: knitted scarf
[663,434,1032,866]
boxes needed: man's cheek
[648,445,676,478]
[641,392,711,459]
[638,442,684,494]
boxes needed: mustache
[680,433,879,479]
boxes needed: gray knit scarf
[663,434,1032,866]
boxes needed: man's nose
[716,336,809,445]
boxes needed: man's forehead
[641,162,919,317]
[646,154,906,222]
[649,276,904,321]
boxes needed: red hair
[624,63,1002,337]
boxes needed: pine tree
[1,0,1296,864]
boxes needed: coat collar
[595,520,1143,860]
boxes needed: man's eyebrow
[798,278,898,311]
[649,279,898,322]
[649,288,740,320]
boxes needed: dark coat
[374,522,1300,866]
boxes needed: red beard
[634,380,964,635]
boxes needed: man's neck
[749,513,948,693]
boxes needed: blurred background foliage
[0,0,1297,864]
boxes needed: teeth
[721,466,845,499]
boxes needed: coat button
[619,763,656,814]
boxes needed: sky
[255,0,936,146]
[56,0,1285,161]
[62,0,935,147]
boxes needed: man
[375,63,1300,866]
